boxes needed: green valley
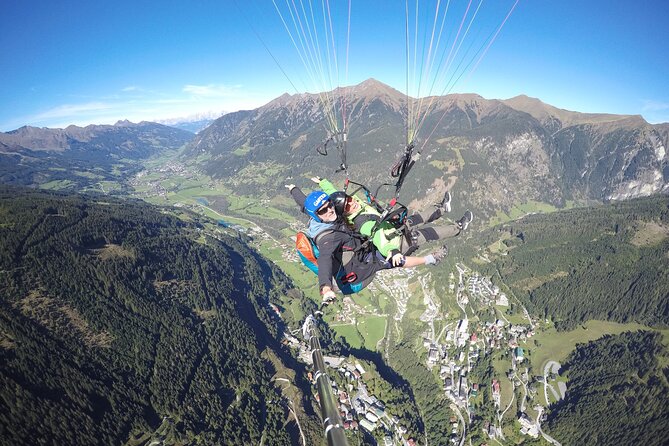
[124,149,669,445]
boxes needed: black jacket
[290,186,383,292]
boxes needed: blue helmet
[304,190,330,222]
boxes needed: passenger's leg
[407,208,444,226]
[411,224,461,245]
[401,255,427,267]
[402,244,448,267]
[406,191,452,226]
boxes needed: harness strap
[314,227,374,259]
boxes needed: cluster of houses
[426,315,529,407]
[282,330,417,445]
[371,267,417,322]
[467,273,509,306]
[423,264,553,441]
[130,161,194,199]
[327,361,422,445]
[475,319,536,352]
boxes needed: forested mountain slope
[545,331,669,446]
[0,187,320,445]
[456,195,669,330]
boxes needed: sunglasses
[316,201,333,215]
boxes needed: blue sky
[1,0,667,132]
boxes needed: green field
[285,297,307,326]
[358,316,387,350]
[492,357,515,420]
[72,170,104,179]
[450,147,465,168]
[487,232,513,256]
[501,310,530,326]
[331,315,387,350]
[530,320,668,372]
[332,324,364,349]
[161,179,294,223]
[232,145,252,156]
[489,200,561,226]
[40,179,76,190]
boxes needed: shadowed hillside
[0,186,322,445]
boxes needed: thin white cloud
[33,102,116,120]
[183,83,242,98]
[642,100,669,112]
[1,84,272,131]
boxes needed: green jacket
[319,178,403,257]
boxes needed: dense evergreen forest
[469,195,669,330]
[544,331,669,445]
[0,186,323,445]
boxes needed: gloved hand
[284,184,296,191]
[321,287,336,304]
[388,252,406,267]
[310,176,322,184]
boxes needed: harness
[317,131,421,255]
[311,226,379,291]
[314,226,375,260]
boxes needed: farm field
[331,315,388,350]
[488,200,562,226]
[530,320,668,371]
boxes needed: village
[281,330,421,446]
[417,263,565,445]
[274,257,567,446]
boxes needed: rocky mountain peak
[0,125,69,151]
[263,92,302,110]
[114,119,135,127]
[354,78,404,98]
[0,120,193,154]
[184,79,668,213]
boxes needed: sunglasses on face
[316,201,333,215]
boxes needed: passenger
[313,176,473,260]
[286,185,447,305]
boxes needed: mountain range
[1,80,667,445]
[184,79,668,220]
[0,120,192,154]
[2,79,666,222]
[0,120,193,190]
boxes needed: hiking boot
[436,191,452,213]
[431,245,449,264]
[457,210,473,231]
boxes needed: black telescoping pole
[304,316,349,446]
